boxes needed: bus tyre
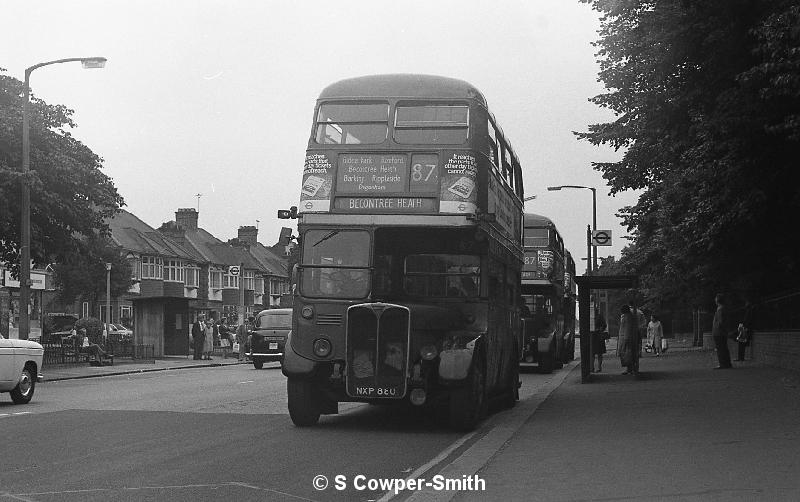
[501,350,520,409]
[253,358,264,369]
[538,344,555,374]
[449,356,487,431]
[287,378,321,427]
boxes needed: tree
[0,69,124,274]
[577,0,800,305]
[52,236,133,308]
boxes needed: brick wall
[703,331,800,371]
[750,331,800,371]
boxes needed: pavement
[42,353,247,381]
[401,338,800,502]
[39,338,800,500]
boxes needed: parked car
[248,308,291,369]
[106,323,133,342]
[0,336,44,404]
[42,313,78,343]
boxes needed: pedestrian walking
[191,315,205,360]
[592,310,608,372]
[203,317,216,360]
[618,305,639,375]
[711,293,733,369]
[736,298,754,362]
[647,314,664,356]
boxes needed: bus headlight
[420,345,438,361]
[313,338,331,357]
[301,306,314,319]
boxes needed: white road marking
[238,380,255,384]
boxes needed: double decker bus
[279,74,523,430]
[520,213,576,373]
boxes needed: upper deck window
[315,102,389,145]
[524,228,549,248]
[394,104,469,144]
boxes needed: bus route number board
[336,154,439,194]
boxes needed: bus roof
[524,213,555,227]
[318,74,487,106]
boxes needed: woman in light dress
[647,314,664,356]
[203,318,215,360]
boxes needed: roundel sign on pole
[228,265,241,276]
[591,230,613,246]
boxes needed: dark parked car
[42,314,78,343]
[248,308,291,369]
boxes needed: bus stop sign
[591,230,612,246]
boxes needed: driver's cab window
[300,230,370,299]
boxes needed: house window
[128,259,141,280]
[244,270,254,291]
[141,256,163,279]
[120,305,132,323]
[185,265,199,287]
[223,270,240,289]
[255,277,265,295]
[82,302,89,318]
[209,269,222,289]
[164,259,185,282]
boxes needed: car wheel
[287,378,321,426]
[253,359,264,369]
[10,367,35,405]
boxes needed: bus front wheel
[449,356,487,431]
[287,378,321,426]
[538,344,555,374]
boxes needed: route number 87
[412,163,436,182]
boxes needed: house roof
[108,210,202,262]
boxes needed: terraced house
[50,208,289,357]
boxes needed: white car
[0,337,44,404]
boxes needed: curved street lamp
[547,185,597,274]
[18,57,107,340]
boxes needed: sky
[3,0,639,272]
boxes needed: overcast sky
[3,0,639,271]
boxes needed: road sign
[591,230,612,246]
[228,265,240,276]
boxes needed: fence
[41,337,155,367]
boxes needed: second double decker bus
[280,74,524,430]
[520,213,576,372]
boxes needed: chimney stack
[176,208,198,231]
[238,225,258,245]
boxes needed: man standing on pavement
[236,316,253,362]
[711,293,733,369]
[191,314,205,361]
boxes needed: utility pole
[195,193,202,212]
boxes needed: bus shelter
[575,275,638,383]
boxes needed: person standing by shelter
[618,305,639,375]
[592,310,608,372]
[237,316,253,362]
[711,293,733,369]
[203,317,216,360]
[648,314,664,356]
[736,298,754,362]
[191,315,205,360]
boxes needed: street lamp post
[547,185,597,274]
[18,57,106,340]
[105,262,112,337]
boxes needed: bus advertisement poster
[440,152,477,214]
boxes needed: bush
[75,317,104,342]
